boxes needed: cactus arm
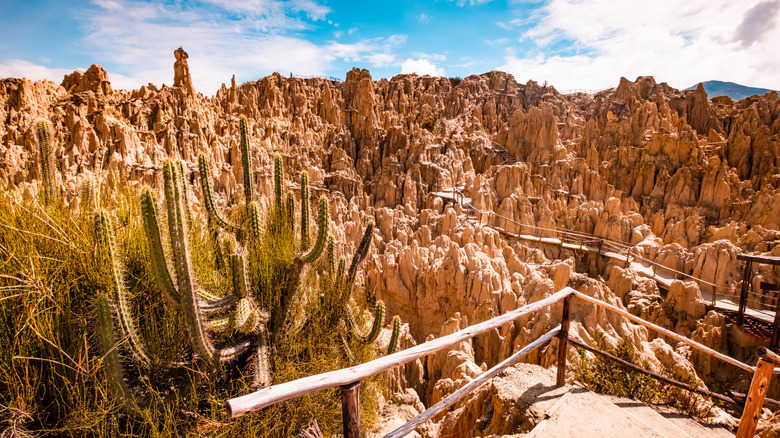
[36,120,56,205]
[286,191,295,234]
[95,211,151,368]
[300,171,310,250]
[299,196,329,264]
[80,178,95,214]
[387,315,401,355]
[95,295,140,411]
[252,327,271,389]
[273,154,284,217]
[248,202,261,242]
[339,321,355,364]
[347,221,374,288]
[176,160,192,228]
[346,301,384,344]
[140,188,178,306]
[199,295,238,315]
[239,116,254,206]
[326,235,335,274]
[230,253,251,299]
[163,162,181,253]
[198,153,237,234]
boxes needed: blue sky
[1,0,778,95]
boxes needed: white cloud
[418,13,431,23]
[44,0,404,94]
[484,38,509,45]
[412,52,446,62]
[501,0,780,90]
[367,53,396,67]
[0,59,76,83]
[456,0,494,6]
[401,58,445,76]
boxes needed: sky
[0,0,778,96]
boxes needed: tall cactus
[387,315,401,355]
[198,153,237,235]
[95,295,139,411]
[95,210,151,368]
[274,154,284,218]
[239,115,253,206]
[144,160,251,367]
[300,171,311,251]
[36,120,56,205]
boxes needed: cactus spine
[198,153,237,235]
[80,178,96,215]
[95,210,151,367]
[36,120,56,205]
[300,171,310,251]
[248,202,261,242]
[176,160,192,227]
[140,188,178,306]
[239,115,253,206]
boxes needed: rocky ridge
[2,50,779,436]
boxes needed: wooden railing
[225,287,780,437]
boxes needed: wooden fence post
[341,381,361,438]
[736,347,780,438]
[738,260,753,326]
[556,295,572,386]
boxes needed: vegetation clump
[0,116,401,436]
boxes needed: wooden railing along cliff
[226,287,780,438]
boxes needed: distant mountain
[685,80,777,100]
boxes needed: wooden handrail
[384,326,561,438]
[225,286,780,436]
[226,287,576,418]
[572,291,756,373]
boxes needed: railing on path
[225,287,779,438]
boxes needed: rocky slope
[2,49,779,435]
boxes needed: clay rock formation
[2,51,780,434]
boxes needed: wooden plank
[738,260,753,326]
[556,295,571,386]
[571,291,756,373]
[226,288,575,418]
[736,354,774,438]
[569,338,738,406]
[383,326,561,438]
[341,382,361,438]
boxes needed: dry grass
[0,181,381,437]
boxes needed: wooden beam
[341,382,360,438]
[736,349,776,438]
[226,288,575,418]
[383,326,561,438]
[571,291,756,373]
[556,295,571,386]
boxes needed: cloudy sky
[1,0,778,95]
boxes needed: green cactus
[300,196,329,264]
[387,315,401,355]
[286,191,295,233]
[140,188,178,306]
[36,120,56,205]
[248,202,261,242]
[145,160,252,367]
[300,171,311,251]
[347,301,385,344]
[198,153,237,235]
[326,235,335,277]
[273,154,284,218]
[176,160,192,227]
[347,221,374,290]
[240,116,253,206]
[80,178,95,214]
[95,210,151,368]
[95,295,140,412]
